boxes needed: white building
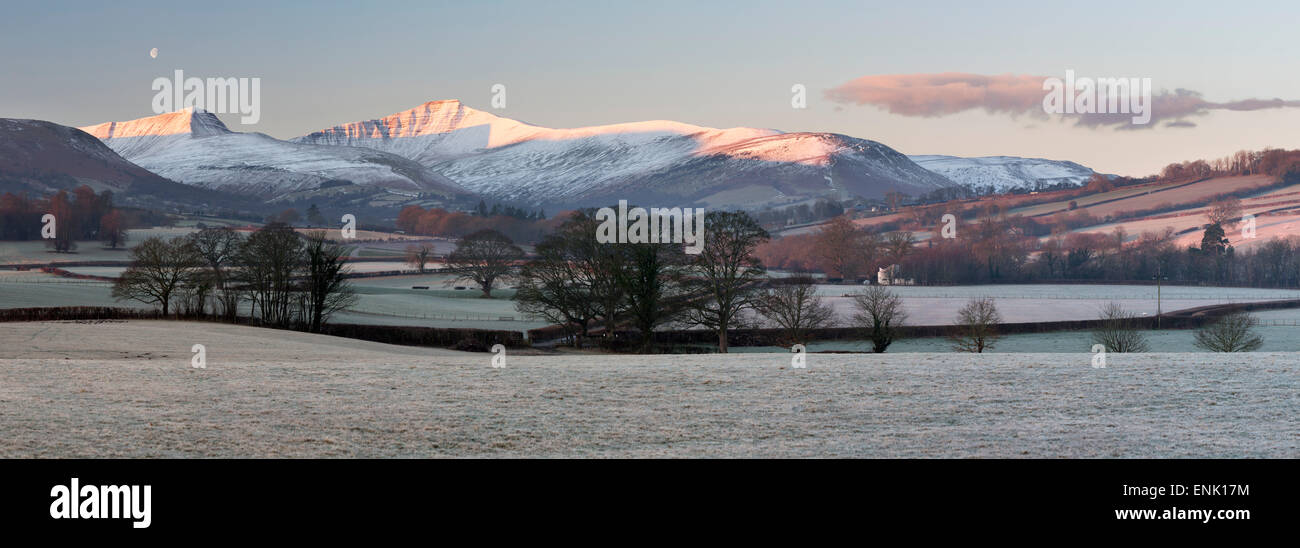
[877,264,914,286]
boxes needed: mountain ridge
[294,100,956,208]
[78,109,467,201]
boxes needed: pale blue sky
[3,0,1298,175]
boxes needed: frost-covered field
[0,279,126,308]
[0,321,1294,458]
[0,229,197,265]
[737,325,1300,353]
[0,274,540,330]
[813,284,1300,324]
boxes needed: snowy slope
[295,100,956,208]
[587,132,956,208]
[909,155,1097,194]
[80,109,466,199]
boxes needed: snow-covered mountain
[79,109,466,200]
[908,155,1098,194]
[295,100,956,208]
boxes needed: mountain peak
[79,108,231,140]
[297,99,535,145]
[420,99,462,108]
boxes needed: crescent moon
[149,48,158,59]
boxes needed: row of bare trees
[761,287,1264,354]
[514,209,771,353]
[1162,148,1300,181]
[508,208,1034,354]
[757,281,1000,353]
[111,224,356,331]
[1091,302,1264,353]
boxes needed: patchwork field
[786,176,1300,253]
[1009,182,1176,218]
[0,321,1293,458]
[1050,177,1300,247]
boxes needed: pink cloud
[825,73,1300,130]
[824,73,1045,118]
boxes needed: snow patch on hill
[909,155,1097,194]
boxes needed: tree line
[505,208,960,354]
[112,224,356,332]
[0,186,129,251]
[396,204,562,244]
[472,199,546,220]
[898,215,1300,288]
[1161,148,1300,181]
[510,209,770,352]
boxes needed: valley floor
[0,320,1294,458]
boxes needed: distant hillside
[0,118,171,194]
[0,118,255,209]
[909,155,1098,194]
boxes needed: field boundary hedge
[527,299,1300,347]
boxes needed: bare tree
[575,211,626,348]
[850,285,907,353]
[236,223,304,326]
[175,269,214,316]
[112,236,203,315]
[884,191,906,211]
[612,240,685,353]
[189,227,245,319]
[45,190,77,253]
[514,221,600,348]
[815,216,875,280]
[755,277,836,346]
[882,231,915,266]
[515,210,624,349]
[1091,302,1150,352]
[682,211,770,352]
[949,297,1002,353]
[277,208,301,225]
[301,231,358,332]
[446,229,523,298]
[99,210,128,249]
[1193,312,1264,352]
[406,242,434,273]
[1206,197,1244,228]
